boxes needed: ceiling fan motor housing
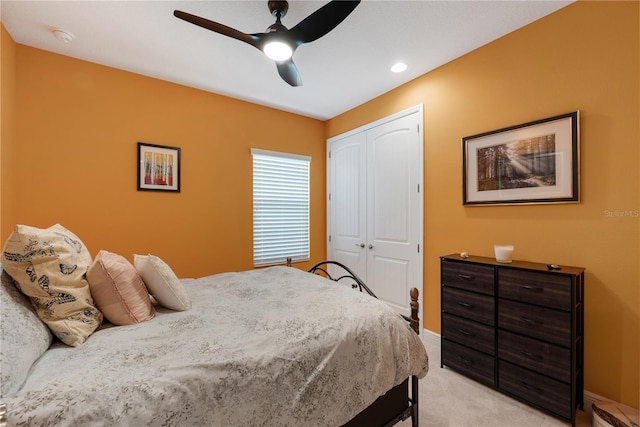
[267,22,287,34]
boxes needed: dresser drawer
[499,299,570,346]
[443,287,495,326]
[441,254,584,425]
[499,361,571,420]
[442,313,495,355]
[442,261,495,295]
[498,330,570,381]
[499,269,572,310]
[442,339,495,387]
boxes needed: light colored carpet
[399,333,592,427]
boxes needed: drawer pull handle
[520,316,542,326]
[521,285,544,292]
[458,356,474,365]
[459,274,475,280]
[520,381,544,394]
[457,328,474,336]
[457,301,472,308]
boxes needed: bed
[0,259,428,426]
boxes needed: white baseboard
[420,328,601,416]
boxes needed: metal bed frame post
[410,288,420,427]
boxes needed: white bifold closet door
[327,106,423,318]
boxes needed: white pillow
[134,254,190,311]
[1,267,53,398]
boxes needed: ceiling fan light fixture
[174,1,362,86]
[263,41,293,61]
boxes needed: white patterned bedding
[4,266,429,426]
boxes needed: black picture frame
[137,142,181,192]
[462,111,579,206]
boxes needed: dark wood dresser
[440,254,584,425]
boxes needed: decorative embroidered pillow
[0,266,53,398]
[1,224,102,347]
[87,250,155,325]
[134,254,191,311]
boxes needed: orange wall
[1,42,326,278]
[327,1,639,408]
[1,25,18,241]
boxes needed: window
[252,149,311,267]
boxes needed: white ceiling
[1,0,573,120]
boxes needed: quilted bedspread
[5,266,429,426]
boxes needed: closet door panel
[366,113,421,315]
[328,132,367,280]
[328,107,423,322]
[370,255,410,309]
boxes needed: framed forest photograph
[462,112,579,206]
[137,142,181,192]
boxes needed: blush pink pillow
[87,250,154,325]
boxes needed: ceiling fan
[174,1,361,87]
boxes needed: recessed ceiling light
[391,62,408,73]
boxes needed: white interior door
[366,113,422,316]
[328,131,367,280]
[328,106,423,320]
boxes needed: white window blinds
[252,149,311,267]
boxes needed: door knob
[354,243,365,248]
[368,244,374,249]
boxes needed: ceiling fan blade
[174,10,263,50]
[289,1,360,45]
[276,59,302,87]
